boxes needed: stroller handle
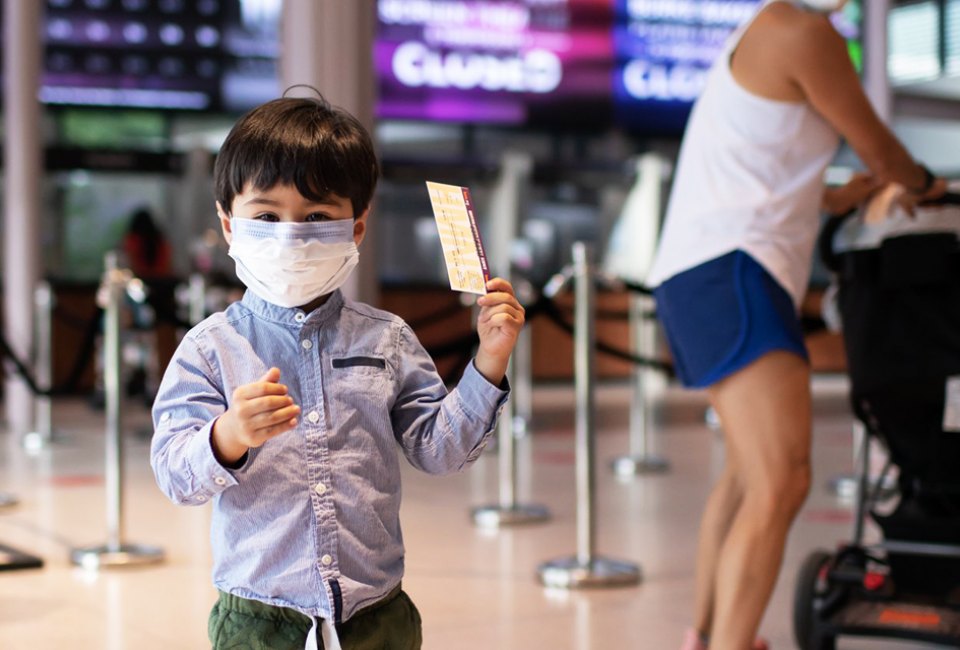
[921,191,960,206]
[818,191,960,273]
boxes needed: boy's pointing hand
[212,367,300,466]
[474,277,525,386]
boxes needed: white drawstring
[304,617,342,650]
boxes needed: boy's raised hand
[211,367,300,465]
[474,277,525,386]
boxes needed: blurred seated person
[119,207,178,401]
[122,207,173,280]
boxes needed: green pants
[208,585,422,650]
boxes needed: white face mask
[228,218,359,308]
[799,0,848,12]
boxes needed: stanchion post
[188,272,206,325]
[611,292,669,477]
[23,281,55,451]
[827,418,895,502]
[511,280,535,437]
[70,252,164,570]
[471,350,550,528]
[537,242,641,588]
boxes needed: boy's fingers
[478,299,525,320]
[483,277,515,296]
[232,395,295,423]
[479,303,524,321]
[251,404,301,430]
[233,380,289,401]
[478,292,523,310]
[254,366,280,384]
[258,367,281,383]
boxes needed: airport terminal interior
[2,0,960,648]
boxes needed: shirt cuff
[457,359,510,423]
[183,418,241,501]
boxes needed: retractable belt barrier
[416,285,674,376]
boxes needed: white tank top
[646,0,839,308]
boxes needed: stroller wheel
[794,549,835,650]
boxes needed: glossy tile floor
[0,377,951,649]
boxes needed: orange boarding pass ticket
[425,181,491,295]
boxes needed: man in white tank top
[648,2,948,649]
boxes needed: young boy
[150,95,524,650]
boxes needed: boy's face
[217,183,368,247]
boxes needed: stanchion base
[827,474,858,499]
[0,493,18,510]
[22,431,68,453]
[70,543,165,570]
[472,504,550,529]
[0,542,43,571]
[537,556,642,589]
[705,406,722,431]
[512,416,529,438]
[610,455,670,477]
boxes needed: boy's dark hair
[214,95,379,219]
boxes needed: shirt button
[196,495,207,502]
[314,483,327,496]
[308,411,320,424]
[214,477,226,486]
[160,412,171,422]
[320,554,333,566]
[301,339,313,350]
[294,313,305,323]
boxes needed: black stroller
[793,191,960,649]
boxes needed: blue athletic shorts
[652,250,808,389]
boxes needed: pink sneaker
[680,629,708,650]
[751,639,770,650]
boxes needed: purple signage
[375,0,862,132]
[376,0,614,126]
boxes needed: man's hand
[211,367,300,465]
[474,277,525,386]
[821,173,880,216]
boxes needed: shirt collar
[240,289,344,326]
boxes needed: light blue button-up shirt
[151,290,508,623]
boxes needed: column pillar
[3,1,43,438]
[281,0,379,305]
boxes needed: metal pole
[188,272,206,325]
[71,252,164,570]
[23,282,55,452]
[611,292,670,477]
[852,419,870,546]
[512,279,535,436]
[827,422,861,499]
[471,355,549,528]
[537,243,641,588]
[103,254,123,551]
[574,242,596,564]
[828,417,896,501]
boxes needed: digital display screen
[39,0,280,112]
[376,0,862,134]
[612,0,758,132]
[34,0,861,125]
[375,0,615,127]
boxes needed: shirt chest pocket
[331,356,387,370]
[327,355,393,426]
[329,355,392,395]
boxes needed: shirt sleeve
[391,324,509,474]
[150,333,240,505]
